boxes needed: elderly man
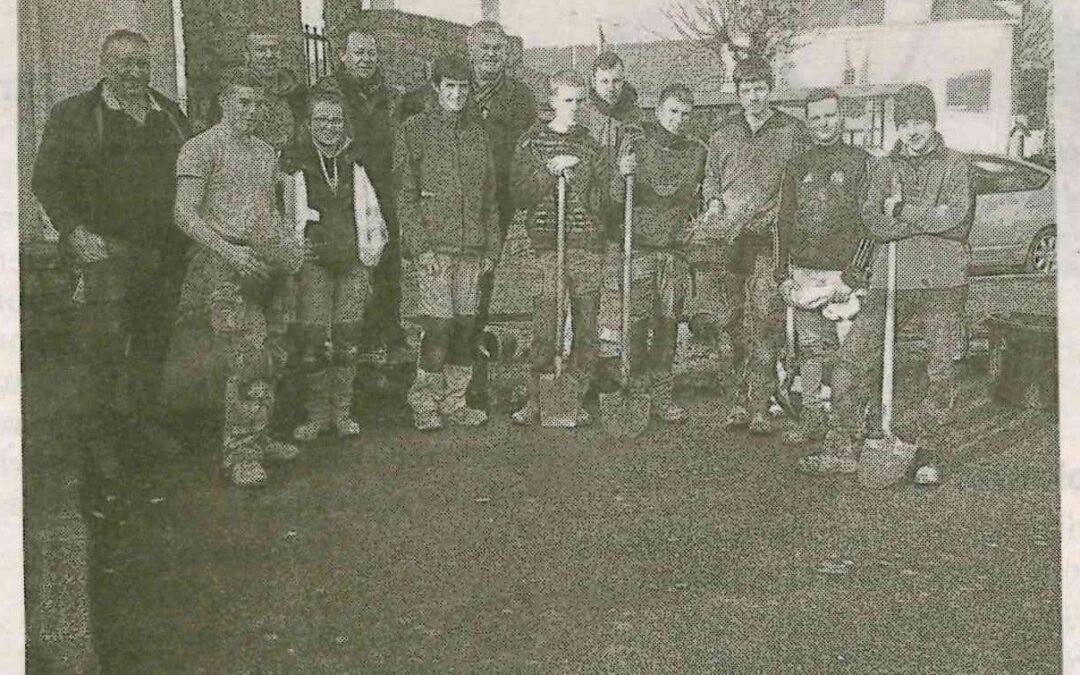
[330,29,409,360]
[32,29,191,477]
[174,67,305,487]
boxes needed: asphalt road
[22,349,1058,674]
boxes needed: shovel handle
[881,240,897,436]
[555,174,567,378]
[621,174,634,385]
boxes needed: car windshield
[970,156,1051,195]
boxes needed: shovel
[858,240,918,489]
[539,173,581,427]
[600,173,651,437]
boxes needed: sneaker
[576,407,593,427]
[414,410,444,431]
[749,412,773,436]
[229,460,268,487]
[444,406,488,427]
[725,405,750,429]
[293,418,327,443]
[264,440,301,461]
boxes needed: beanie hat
[894,84,936,126]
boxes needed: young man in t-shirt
[174,67,305,487]
[774,88,872,459]
[510,70,606,426]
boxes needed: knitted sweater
[512,122,605,252]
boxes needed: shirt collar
[101,82,162,113]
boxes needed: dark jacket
[861,133,974,290]
[32,81,191,252]
[580,84,644,237]
[703,108,809,274]
[611,122,707,251]
[398,73,537,235]
[777,140,870,276]
[394,107,497,259]
[512,122,605,253]
[331,67,398,211]
[280,137,364,271]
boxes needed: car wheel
[1025,227,1056,274]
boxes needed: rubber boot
[440,365,488,426]
[408,368,445,431]
[651,371,688,423]
[293,371,331,442]
[512,373,541,426]
[332,365,361,436]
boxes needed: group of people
[33,19,973,489]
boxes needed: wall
[782,20,1016,153]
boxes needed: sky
[301,0,679,47]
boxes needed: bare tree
[662,0,805,77]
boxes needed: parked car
[968,153,1056,275]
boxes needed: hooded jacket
[394,106,498,259]
[32,80,191,251]
[861,133,974,290]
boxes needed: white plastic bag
[354,164,388,267]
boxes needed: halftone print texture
[20,0,1059,672]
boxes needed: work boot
[293,371,331,442]
[408,368,445,431]
[784,407,828,445]
[725,404,750,429]
[264,439,301,461]
[651,371,688,423]
[332,365,361,436]
[512,373,541,426]
[440,365,488,426]
[229,460,268,487]
[797,428,859,475]
[749,412,773,436]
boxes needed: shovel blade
[858,435,918,490]
[538,373,579,428]
[599,391,651,437]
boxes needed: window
[970,156,1050,195]
[946,69,992,113]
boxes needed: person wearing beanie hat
[695,54,811,436]
[824,82,974,486]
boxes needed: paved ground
[23,343,1060,674]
